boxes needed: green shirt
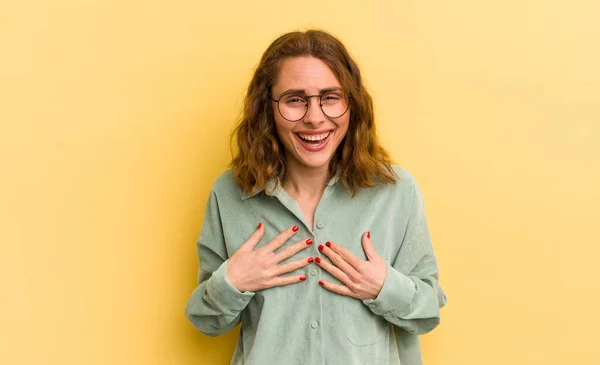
[185,166,447,365]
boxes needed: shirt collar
[240,169,341,200]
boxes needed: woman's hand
[226,223,313,292]
[315,232,387,300]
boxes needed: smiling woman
[184,29,447,365]
[271,57,351,174]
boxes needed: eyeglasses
[270,89,351,122]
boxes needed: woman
[185,30,447,365]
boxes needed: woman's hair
[230,29,397,196]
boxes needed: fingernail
[315,257,321,263]
[325,241,331,248]
[319,280,325,286]
[292,226,299,232]
[318,245,324,251]
[306,239,313,245]
[308,257,314,263]
[257,223,262,230]
[367,231,370,238]
[300,276,306,281]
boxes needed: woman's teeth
[297,131,331,142]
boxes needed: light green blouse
[185,166,447,365]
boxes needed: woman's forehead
[273,56,341,94]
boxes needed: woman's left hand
[315,232,387,300]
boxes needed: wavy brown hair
[230,29,397,196]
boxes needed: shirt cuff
[206,260,255,312]
[362,263,416,317]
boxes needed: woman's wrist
[225,267,249,293]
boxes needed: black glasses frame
[269,90,352,122]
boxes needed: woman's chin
[294,152,333,170]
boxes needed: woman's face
[271,56,350,173]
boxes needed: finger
[239,222,265,252]
[326,241,363,271]
[314,256,351,286]
[361,231,380,262]
[318,280,354,297]
[259,225,299,254]
[270,274,307,287]
[272,256,313,276]
[272,238,313,263]
[320,243,361,279]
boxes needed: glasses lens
[278,94,307,121]
[321,90,349,118]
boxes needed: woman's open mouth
[295,131,333,152]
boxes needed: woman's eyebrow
[278,87,343,96]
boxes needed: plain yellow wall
[2,1,599,364]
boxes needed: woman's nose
[303,96,325,125]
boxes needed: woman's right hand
[225,223,313,293]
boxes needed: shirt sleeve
[185,189,254,336]
[362,176,447,335]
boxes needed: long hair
[230,29,397,196]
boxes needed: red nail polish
[308,257,314,263]
[367,231,370,238]
[306,239,313,245]
[318,245,324,251]
[300,276,306,281]
[326,241,331,248]
[315,257,321,263]
[257,223,262,230]
[319,280,325,286]
[292,226,299,232]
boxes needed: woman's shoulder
[209,169,242,197]
[387,165,426,207]
[386,165,420,191]
[212,168,236,185]
[391,165,416,183]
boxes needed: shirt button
[310,269,318,276]
[310,321,319,329]
[316,222,324,229]
[242,297,250,302]
[368,303,377,308]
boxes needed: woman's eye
[285,96,305,104]
[322,94,341,101]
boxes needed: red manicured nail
[326,241,331,248]
[308,257,314,263]
[300,276,306,281]
[319,280,325,286]
[257,223,262,230]
[318,245,324,251]
[306,239,313,245]
[292,226,299,232]
[367,231,370,238]
[315,257,321,263]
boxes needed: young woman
[185,29,447,365]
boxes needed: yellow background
[2,1,599,364]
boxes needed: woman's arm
[362,177,447,335]
[184,190,254,336]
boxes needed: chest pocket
[342,297,389,346]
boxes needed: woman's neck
[281,160,330,200]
